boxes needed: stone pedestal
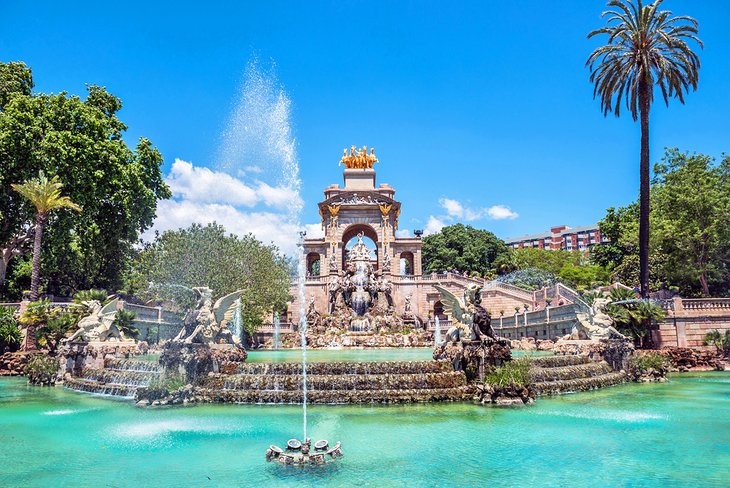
[433,338,512,382]
[160,342,248,384]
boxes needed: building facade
[505,224,608,252]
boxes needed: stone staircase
[64,358,161,398]
[196,360,467,404]
[526,355,627,396]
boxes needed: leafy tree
[587,0,702,297]
[0,306,22,352]
[12,173,81,300]
[0,62,171,297]
[422,224,510,276]
[128,223,291,335]
[604,288,666,345]
[592,150,730,296]
[497,268,557,291]
[651,150,730,296]
[18,300,63,350]
[0,61,33,108]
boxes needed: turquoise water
[247,348,551,362]
[1,373,729,487]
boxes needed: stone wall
[652,298,730,349]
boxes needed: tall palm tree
[586,0,702,297]
[12,172,81,301]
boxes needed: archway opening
[399,251,414,276]
[341,224,379,269]
[433,300,447,320]
[306,252,320,276]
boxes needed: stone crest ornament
[66,298,129,343]
[173,287,244,344]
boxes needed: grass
[485,359,531,387]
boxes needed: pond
[1,372,728,487]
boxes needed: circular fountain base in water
[266,438,343,466]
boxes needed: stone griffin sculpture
[434,284,496,344]
[173,287,243,344]
[66,298,129,343]
[572,297,626,340]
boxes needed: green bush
[113,310,139,339]
[486,359,531,388]
[704,329,730,356]
[36,314,76,353]
[24,354,59,386]
[0,306,22,352]
[630,352,666,372]
[73,289,108,304]
[148,374,186,392]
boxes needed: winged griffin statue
[434,283,496,345]
[173,287,243,344]
[66,298,129,343]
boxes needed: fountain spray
[298,231,308,440]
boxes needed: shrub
[113,310,139,339]
[0,307,22,352]
[630,352,666,372]
[486,359,531,388]
[36,314,76,353]
[704,329,730,357]
[147,374,186,392]
[73,289,109,304]
[24,354,59,386]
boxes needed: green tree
[592,150,730,296]
[0,306,22,352]
[587,0,702,297]
[0,62,171,297]
[128,223,291,335]
[652,150,730,296]
[12,173,81,300]
[0,61,33,108]
[422,224,510,276]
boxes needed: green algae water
[1,373,729,487]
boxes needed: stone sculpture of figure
[381,249,392,272]
[66,298,128,343]
[307,295,316,318]
[403,294,414,319]
[434,284,496,345]
[173,287,243,344]
[573,297,625,340]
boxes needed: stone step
[194,386,468,404]
[64,377,138,398]
[533,371,627,396]
[233,360,453,376]
[529,361,613,383]
[204,371,466,391]
[525,355,591,368]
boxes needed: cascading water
[434,316,441,346]
[272,312,281,350]
[231,299,243,342]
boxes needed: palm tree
[12,172,81,301]
[586,0,702,298]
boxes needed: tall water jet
[272,312,281,350]
[434,316,442,346]
[231,299,243,342]
[297,231,308,440]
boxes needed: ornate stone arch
[341,223,379,270]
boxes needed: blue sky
[2,1,729,253]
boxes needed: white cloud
[424,216,447,236]
[146,160,309,256]
[395,229,412,238]
[439,198,464,219]
[437,197,518,222]
[486,205,519,220]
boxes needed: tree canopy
[591,148,730,297]
[422,224,511,277]
[0,61,170,298]
[127,223,291,335]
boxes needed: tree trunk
[638,81,651,298]
[699,272,710,297]
[29,213,47,301]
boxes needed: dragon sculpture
[66,298,129,343]
[434,283,496,345]
[173,287,244,344]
